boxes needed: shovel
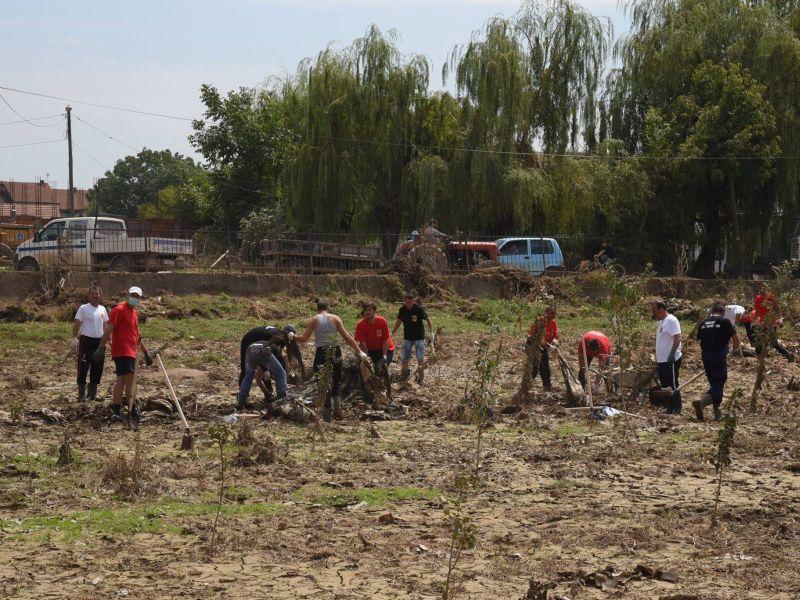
[649,368,706,402]
[156,353,193,450]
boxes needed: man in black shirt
[693,303,740,421]
[391,292,433,380]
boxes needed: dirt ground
[1,291,799,599]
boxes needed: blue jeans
[238,347,287,403]
[402,339,425,363]
[702,349,727,405]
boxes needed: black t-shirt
[697,316,736,352]
[397,304,428,341]
[240,326,280,373]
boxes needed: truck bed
[90,236,193,256]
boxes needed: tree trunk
[691,216,720,278]
[727,175,745,278]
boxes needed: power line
[75,114,139,151]
[73,140,110,170]
[0,84,194,121]
[0,113,64,127]
[314,134,799,161]
[0,139,63,150]
[0,92,63,128]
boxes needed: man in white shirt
[723,304,746,327]
[72,285,109,402]
[651,300,683,414]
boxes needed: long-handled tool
[649,368,706,402]
[156,354,193,450]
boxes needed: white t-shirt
[655,313,682,363]
[74,303,109,338]
[724,305,745,325]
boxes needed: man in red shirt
[527,305,559,390]
[577,330,612,391]
[95,286,152,422]
[750,282,794,361]
[355,301,395,402]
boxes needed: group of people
[70,280,792,426]
[236,292,433,421]
[526,283,793,422]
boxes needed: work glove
[358,351,369,361]
[144,350,154,366]
[286,331,295,341]
[92,346,105,363]
[70,337,79,352]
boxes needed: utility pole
[66,105,74,214]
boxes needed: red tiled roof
[0,203,60,219]
[0,181,88,211]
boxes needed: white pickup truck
[14,217,193,272]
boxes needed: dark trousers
[748,323,793,360]
[702,349,727,405]
[77,335,104,386]
[363,349,394,403]
[313,346,342,408]
[656,357,682,413]
[534,348,551,387]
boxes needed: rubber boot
[713,404,723,422]
[87,383,98,402]
[322,403,332,423]
[77,384,86,403]
[332,396,343,420]
[236,392,246,411]
[692,393,713,422]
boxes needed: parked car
[15,216,193,272]
[496,237,564,275]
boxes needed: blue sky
[0,0,627,189]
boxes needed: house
[0,180,88,223]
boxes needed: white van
[15,217,192,272]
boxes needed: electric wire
[0,139,63,150]
[0,113,64,127]
[75,115,139,151]
[0,92,64,128]
[0,84,194,121]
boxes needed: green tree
[88,149,205,217]
[191,85,294,232]
[644,61,780,276]
[137,172,212,223]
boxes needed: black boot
[713,404,723,422]
[87,383,98,402]
[692,393,713,422]
[77,384,86,402]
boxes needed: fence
[9,224,599,275]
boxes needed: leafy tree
[644,61,779,276]
[88,149,205,217]
[191,85,294,232]
[137,172,212,223]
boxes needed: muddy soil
[1,298,799,599]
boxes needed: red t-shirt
[579,331,611,359]
[529,318,559,346]
[354,316,395,352]
[753,293,775,324]
[109,303,140,359]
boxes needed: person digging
[237,340,288,410]
[93,286,153,425]
[694,303,740,422]
[577,331,611,394]
[292,299,366,422]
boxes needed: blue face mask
[127,297,140,308]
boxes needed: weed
[207,423,234,552]
[101,434,149,498]
[293,485,438,508]
[711,388,741,526]
[440,474,477,600]
[8,395,33,489]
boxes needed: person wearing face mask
[95,286,152,423]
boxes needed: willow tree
[281,26,443,234]
[608,0,800,272]
[443,0,612,233]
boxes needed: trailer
[261,238,383,274]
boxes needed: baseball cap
[128,286,143,297]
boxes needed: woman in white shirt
[72,286,109,401]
